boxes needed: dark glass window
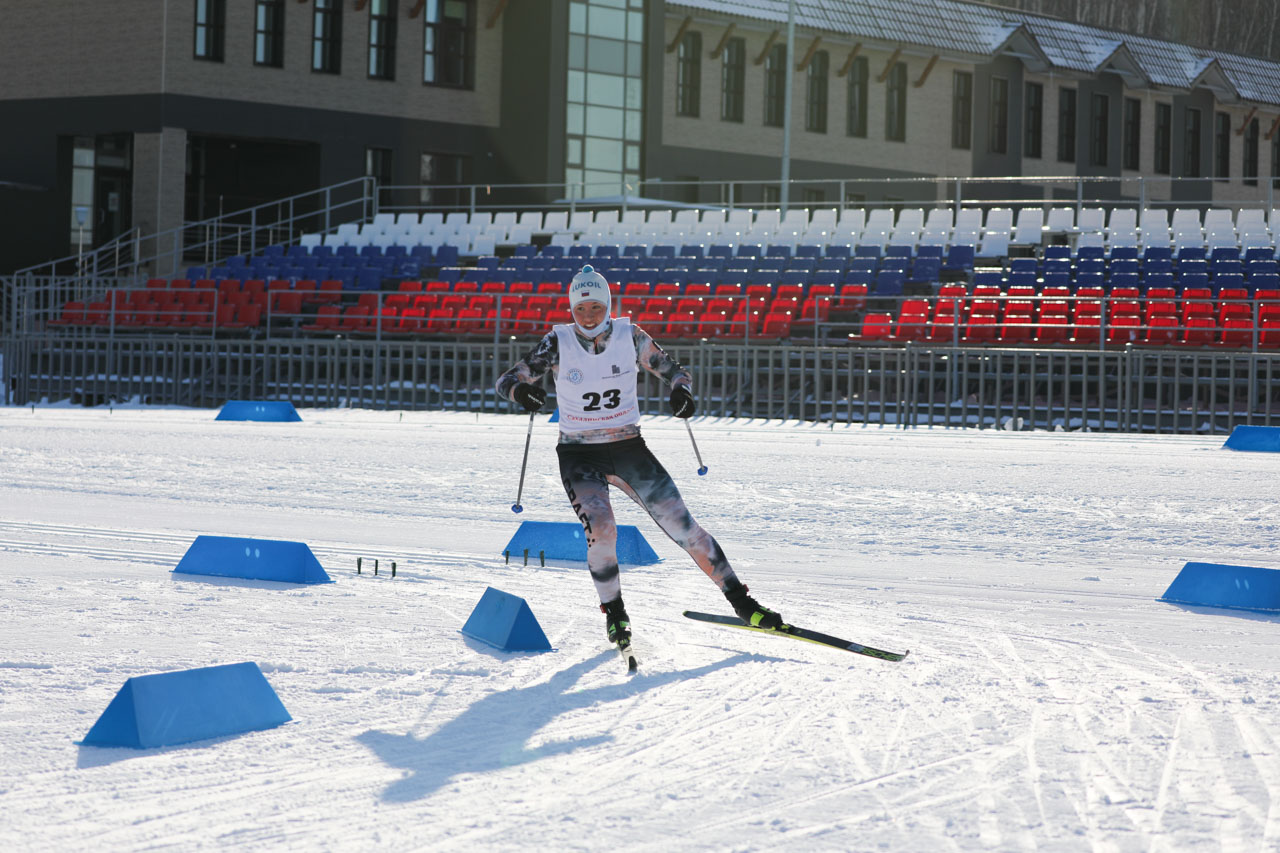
[1183,107,1202,177]
[805,51,828,133]
[420,151,469,207]
[1090,93,1109,167]
[885,62,906,142]
[951,71,972,150]
[312,0,342,74]
[366,147,393,188]
[989,77,1008,154]
[424,0,472,88]
[368,0,397,80]
[1122,98,1140,170]
[764,44,786,128]
[1245,117,1259,186]
[1155,103,1172,174]
[1214,112,1230,179]
[194,0,226,61]
[1057,87,1076,163]
[676,31,701,117]
[254,0,284,67]
[720,37,744,122]
[846,56,868,138]
[1272,131,1280,189]
[1024,82,1042,158]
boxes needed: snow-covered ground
[1,406,1278,851]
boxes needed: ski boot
[600,597,632,646]
[723,581,784,630]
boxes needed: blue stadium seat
[513,243,538,257]
[765,245,791,258]
[916,244,944,259]
[1109,246,1139,261]
[1009,257,1037,274]
[909,256,941,284]
[884,245,912,258]
[1108,272,1140,292]
[854,245,882,259]
[287,245,310,260]
[541,245,565,259]
[1177,247,1206,262]
[679,244,705,259]
[943,245,975,272]
[435,245,460,266]
[737,244,762,258]
[1077,245,1105,261]
[824,244,852,258]
[263,245,285,259]
[622,244,647,257]
[1044,245,1071,261]
[311,245,334,261]
[794,244,822,258]
[1244,246,1275,262]
[567,245,591,259]
[1143,246,1173,263]
[872,270,905,296]
[595,244,620,258]
[708,244,734,259]
[1210,246,1241,261]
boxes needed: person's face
[573,300,607,330]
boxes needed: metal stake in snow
[512,410,536,512]
[685,420,708,475]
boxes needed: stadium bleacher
[42,205,1280,349]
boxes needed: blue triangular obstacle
[460,587,552,652]
[1223,425,1280,452]
[216,400,302,422]
[1159,561,1280,614]
[173,536,333,584]
[502,521,660,565]
[79,662,292,749]
[548,408,559,423]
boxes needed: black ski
[682,611,908,662]
[617,638,638,672]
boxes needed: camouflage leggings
[556,436,738,604]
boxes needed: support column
[132,127,187,277]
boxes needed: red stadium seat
[859,312,893,341]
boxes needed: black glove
[669,386,695,419]
[512,383,546,412]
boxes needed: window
[885,62,907,142]
[1155,102,1172,174]
[1089,93,1108,167]
[424,0,473,87]
[762,185,781,206]
[720,37,745,122]
[846,56,868,138]
[805,51,828,133]
[989,77,1008,154]
[1244,117,1259,186]
[802,188,825,204]
[312,0,342,74]
[194,0,226,61]
[676,31,701,117]
[951,71,972,150]
[1183,107,1201,177]
[1122,98,1140,170]
[365,147,393,188]
[1057,87,1076,163]
[420,151,468,207]
[1214,112,1230,179]
[368,0,397,80]
[254,0,284,67]
[1272,131,1280,189]
[70,138,95,250]
[764,44,786,128]
[1024,82,1043,158]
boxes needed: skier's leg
[606,440,740,591]
[557,447,622,603]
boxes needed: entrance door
[94,171,132,247]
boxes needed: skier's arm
[633,325,692,391]
[495,332,559,402]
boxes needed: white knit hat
[569,265,611,309]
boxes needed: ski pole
[684,420,708,476]
[511,409,536,513]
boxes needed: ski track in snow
[0,407,1278,851]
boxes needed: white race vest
[554,318,641,433]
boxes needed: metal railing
[3,333,1276,434]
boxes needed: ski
[616,637,638,672]
[682,611,908,662]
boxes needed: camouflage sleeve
[632,324,692,390]
[495,332,559,402]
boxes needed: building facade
[5,0,1280,273]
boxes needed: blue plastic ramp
[502,520,660,565]
[1223,425,1280,452]
[79,662,292,749]
[173,535,333,584]
[216,400,302,422]
[460,587,552,652]
[1159,561,1280,613]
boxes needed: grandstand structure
[3,1,1280,430]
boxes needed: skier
[495,265,784,654]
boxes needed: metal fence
[4,334,1277,433]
